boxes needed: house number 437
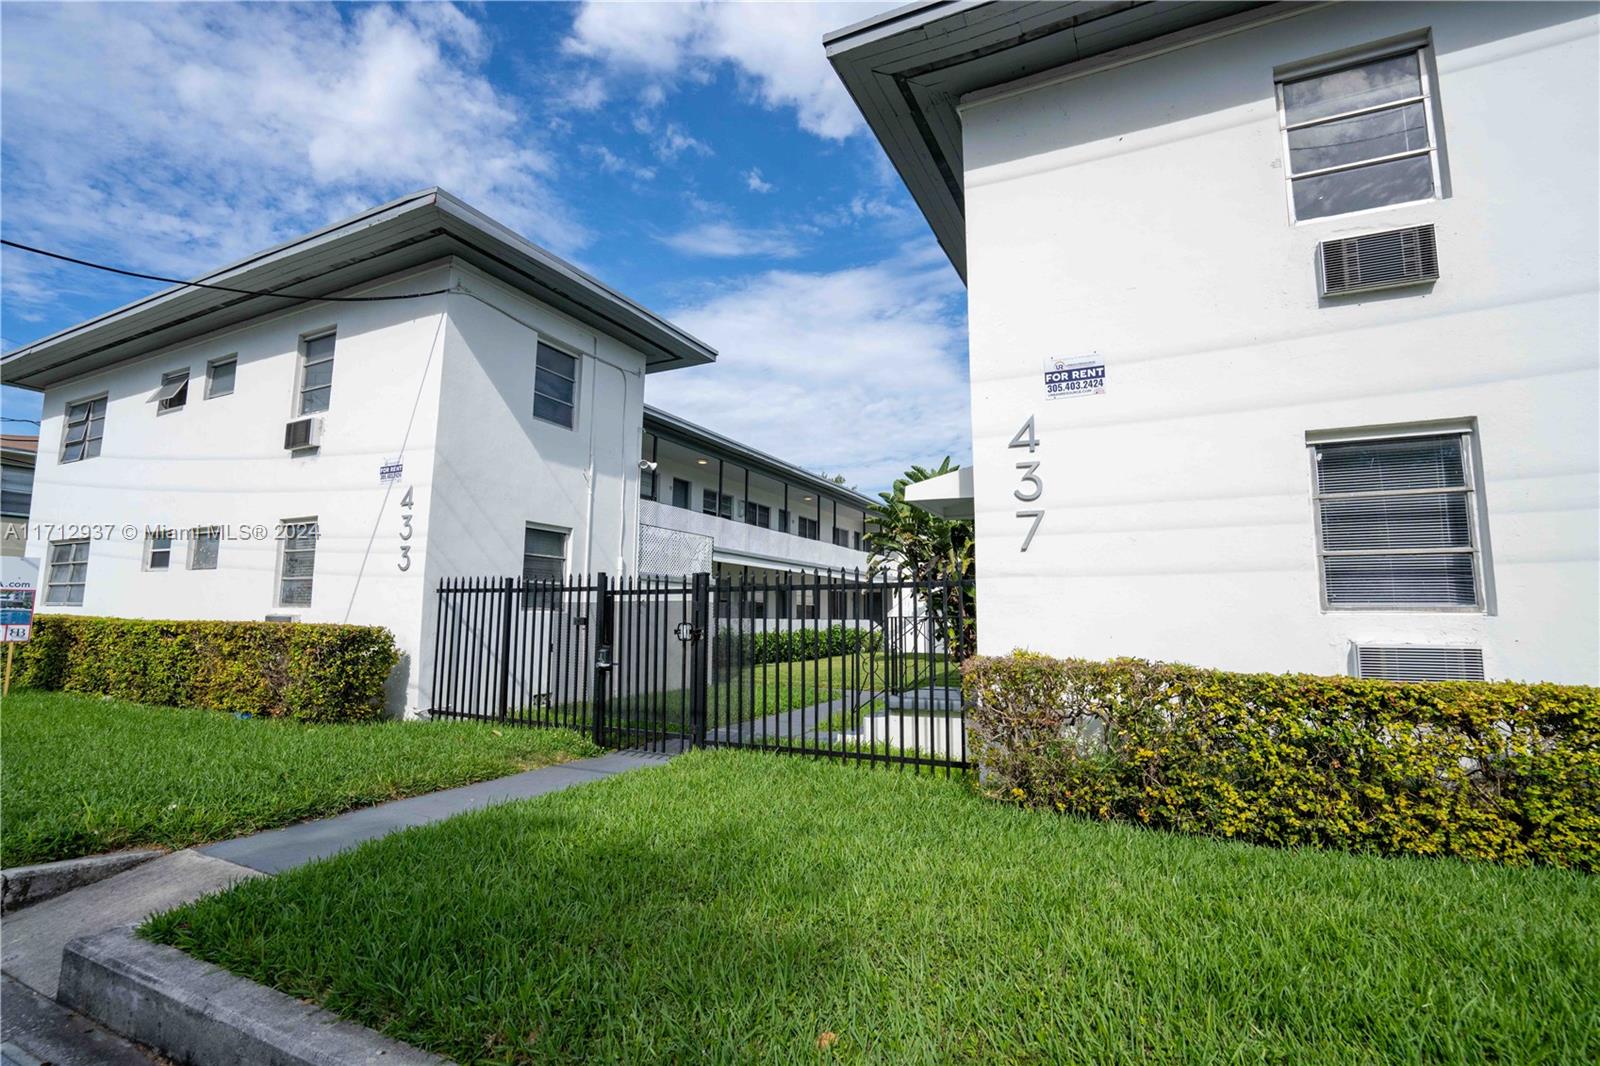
[1009,416,1044,551]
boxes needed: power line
[0,239,451,302]
[1,416,42,424]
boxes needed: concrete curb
[58,928,453,1066]
[1,850,165,914]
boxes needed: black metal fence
[429,571,974,773]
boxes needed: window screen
[1313,433,1481,608]
[278,519,318,607]
[299,334,336,415]
[155,370,190,413]
[523,526,566,582]
[207,357,237,398]
[61,397,107,463]
[1278,48,1440,221]
[146,530,172,571]
[533,343,576,428]
[46,539,90,605]
[190,527,221,570]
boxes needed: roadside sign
[0,586,34,643]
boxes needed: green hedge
[963,652,1600,871]
[11,615,399,723]
[733,624,883,665]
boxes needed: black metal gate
[429,571,973,772]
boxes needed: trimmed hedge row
[963,652,1600,871]
[735,624,883,665]
[11,615,399,723]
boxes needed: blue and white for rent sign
[1043,356,1106,399]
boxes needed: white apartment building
[829,1,1599,684]
[2,189,870,714]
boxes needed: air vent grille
[283,417,320,450]
[1355,644,1484,682]
[1319,224,1438,296]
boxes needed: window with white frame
[207,356,237,399]
[298,333,336,415]
[702,490,734,519]
[154,369,190,413]
[277,518,318,607]
[522,525,567,607]
[797,515,820,541]
[45,539,90,605]
[532,342,577,428]
[1311,430,1484,609]
[145,530,172,571]
[61,396,107,463]
[1277,44,1441,222]
[189,526,221,570]
[744,502,771,528]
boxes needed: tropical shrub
[11,615,399,722]
[964,652,1600,870]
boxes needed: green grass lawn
[145,750,1599,1065]
[0,690,599,867]
[610,652,960,735]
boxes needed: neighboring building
[829,1,1600,684]
[639,405,873,615]
[1,434,37,557]
[1,189,866,714]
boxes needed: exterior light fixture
[697,458,710,465]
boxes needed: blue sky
[0,1,970,492]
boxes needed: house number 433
[1009,416,1044,552]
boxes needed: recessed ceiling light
[803,495,814,502]
[696,458,709,465]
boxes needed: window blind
[1314,434,1480,608]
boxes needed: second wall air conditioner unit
[1318,224,1439,297]
[284,417,321,451]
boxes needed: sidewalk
[0,749,670,1060]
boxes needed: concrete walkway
[0,749,670,1061]
[202,750,668,873]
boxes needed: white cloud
[561,75,608,111]
[585,145,657,182]
[658,222,801,259]
[744,168,775,194]
[645,249,970,491]
[1,3,583,315]
[565,1,899,140]
[654,123,712,161]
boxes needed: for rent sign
[1,586,34,643]
[1044,356,1105,399]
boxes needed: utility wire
[1,416,42,424]
[1,239,451,302]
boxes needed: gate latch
[596,645,612,670]
[674,621,698,642]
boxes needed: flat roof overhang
[2,188,717,391]
[825,1,1274,281]
[644,405,878,512]
[904,464,974,520]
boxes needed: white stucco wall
[960,2,1599,683]
[25,263,453,709]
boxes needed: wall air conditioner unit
[283,417,321,451]
[1318,224,1438,297]
[1353,644,1484,682]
